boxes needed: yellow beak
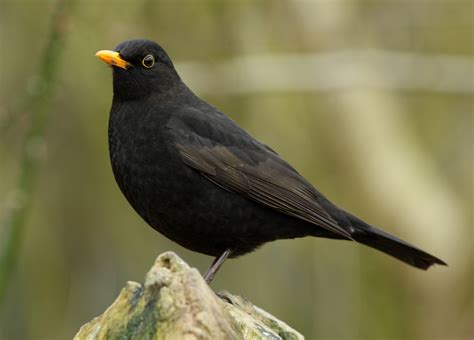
[95,50,131,70]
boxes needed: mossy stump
[74,251,304,340]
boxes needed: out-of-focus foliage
[0,1,472,339]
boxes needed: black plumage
[96,39,446,282]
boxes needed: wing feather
[177,141,353,239]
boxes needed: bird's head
[96,39,181,100]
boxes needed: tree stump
[74,252,304,340]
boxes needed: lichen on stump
[74,252,304,340]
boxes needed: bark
[74,252,304,340]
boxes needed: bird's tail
[346,213,447,270]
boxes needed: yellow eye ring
[142,54,155,68]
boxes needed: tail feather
[346,213,447,270]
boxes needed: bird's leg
[203,249,232,284]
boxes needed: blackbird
[96,39,446,283]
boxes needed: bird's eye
[141,54,155,68]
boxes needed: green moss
[107,289,162,340]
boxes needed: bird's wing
[173,128,353,239]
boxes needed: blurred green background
[0,0,472,339]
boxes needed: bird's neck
[113,80,191,103]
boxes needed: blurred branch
[178,50,474,95]
[0,0,76,303]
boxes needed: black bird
[96,39,446,283]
